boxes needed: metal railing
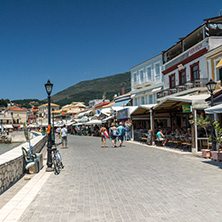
[157,78,208,99]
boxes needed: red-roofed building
[5,107,27,125]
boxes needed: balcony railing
[157,78,208,99]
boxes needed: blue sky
[0,0,221,100]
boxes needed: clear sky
[0,0,221,100]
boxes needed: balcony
[157,78,208,99]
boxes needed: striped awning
[216,58,222,70]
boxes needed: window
[6,120,9,124]
[133,72,137,82]
[17,119,19,124]
[149,95,153,104]
[134,97,138,106]
[216,59,222,81]
[169,73,176,88]
[179,68,186,85]
[155,63,160,81]
[141,96,145,105]
[140,70,144,83]
[190,62,199,80]
[147,67,152,81]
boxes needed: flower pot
[211,151,222,162]
[201,149,211,159]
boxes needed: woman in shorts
[109,122,118,148]
[100,124,108,148]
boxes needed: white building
[130,54,163,106]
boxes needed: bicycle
[52,146,64,175]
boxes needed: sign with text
[117,108,129,119]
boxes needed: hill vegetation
[51,72,131,106]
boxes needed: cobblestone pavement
[18,135,222,222]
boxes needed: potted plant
[211,121,222,161]
[189,114,211,158]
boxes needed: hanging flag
[23,123,29,141]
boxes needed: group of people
[100,122,125,148]
[156,127,192,147]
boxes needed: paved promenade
[1,135,222,221]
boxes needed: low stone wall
[0,133,47,194]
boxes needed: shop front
[153,94,210,152]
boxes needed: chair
[172,136,181,149]
[21,147,39,173]
[184,137,192,152]
[167,135,173,147]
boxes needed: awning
[131,104,156,116]
[154,94,210,111]
[3,124,13,129]
[154,97,191,111]
[205,103,222,114]
[102,115,114,123]
[76,109,94,118]
[216,58,222,70]
[151,87,162,93]
[112,99,131,107]
[85,120,102,125]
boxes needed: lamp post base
[46,167,54,172]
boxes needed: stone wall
[0,133,47,194]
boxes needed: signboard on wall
[117,108,129,119]
[182,105,191,113]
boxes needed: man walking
[61,125,68,149]
[117,122,125,147]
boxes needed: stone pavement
[1,135,222,222]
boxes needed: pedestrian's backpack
[112,129,118,136]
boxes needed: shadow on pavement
[202,160,222,169]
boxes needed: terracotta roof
[38,103,59,107]
[8,107,26,112]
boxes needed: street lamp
[45,79,53,171]
[52,108,55,145]
[206,79,217,151]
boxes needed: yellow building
[206,44,222,85]
[6,107,27,125]
[38,103,60,119]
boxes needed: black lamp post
[52,108,55,145]
[206,79,217,151]
[45,79,53,171]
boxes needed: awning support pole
[150,108,155,145]
[194,109,198,153]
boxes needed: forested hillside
[51,72,131,106]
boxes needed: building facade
[130,54,163,106]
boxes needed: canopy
[112,99,131,107]
[205,103,222,114]
[3,124,13,129]
[85,119,102,125]
[154,94,210,112]
[131,104,155,115]
[102,115,114,123]
[216,58,222,70]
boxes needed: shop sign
[182,105,191,113]
[117,108,129,119]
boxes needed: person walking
[117,122,125,147]
[109,122,118,148]
[61,125,68,149]
[100,124,108,148]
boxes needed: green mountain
[51,72,131,106]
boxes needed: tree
[189,114,211,138]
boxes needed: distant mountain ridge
[51,72,131,106]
